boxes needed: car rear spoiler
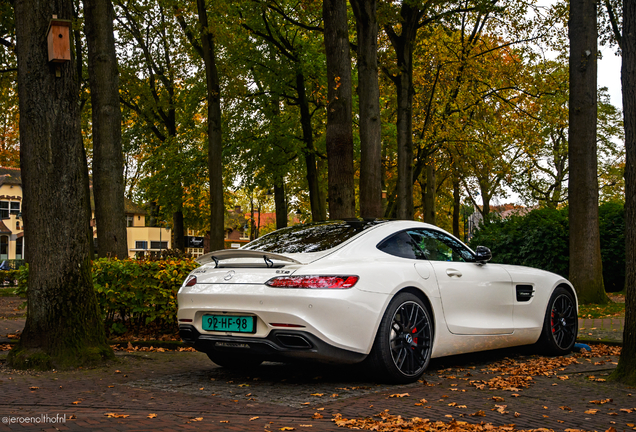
[196,249,303,267]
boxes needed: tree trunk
[84,0,128,259]
[323,0,355,220]
[172,209,185,252]
[197,0,225,251]
[568,0,607,304]
[422,161,435,225]
[296,71,326,221]
[395,59,414,220]
[452,176,460,238]
[351,0,382,219]
[613,0,636,385]
[9,0,112,369]
[384,9,417,221]
[274,180,287,229]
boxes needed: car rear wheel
[206,352,263,369]
[366,292,433,384]
[537,287,578,355]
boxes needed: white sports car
[178,220,578,383]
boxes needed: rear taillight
[184,275,197,287]
[265,275,359,289]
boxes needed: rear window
[244,220,386,253]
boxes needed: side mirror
[475,246,492,264]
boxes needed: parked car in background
[178,220,578,383]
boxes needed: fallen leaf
[470,410,486,417]
[250,417,260,421]
[72,401,81,405]
[492,396,505,402]
[147,414,157,419]
[514,412,520,417]
[104,413,129,418]
[220,420,229,423]
[299,426,312,428]
[620,408,634,413]
[560,406,572,411]
[310,393,323,397]
[389,393,409,398]
[29,387,38,390]
[280,428,295,431]
[585,409,599,414]
[312,413,323,419]
[590,399,613,405]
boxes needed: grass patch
[579,301,625,319]
[0,287,18,297]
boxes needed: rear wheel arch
[397,287,435,331]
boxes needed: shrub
[14,258,199,332]
[469,202,625,292]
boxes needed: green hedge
[15,258,199,333]
[469,202,625,292]
[0,269,22,288]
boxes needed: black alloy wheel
[538,287,578,355]
[366,292,433,383]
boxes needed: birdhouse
[47,17,71,63]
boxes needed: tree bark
[197,0,225,251]
[422,160,435,225]
[350,0,382,219]
[452,175,460,238]
[9,0,112,369]
[568,0,607,304]
[274,181,287,229]
[296,71,326,222]
[323,0,355,220]
[613,0,636,385]
[384,4,418,220]
[84,0,128,259]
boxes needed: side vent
[516,285,534,302]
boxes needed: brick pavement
[0,344,634,431]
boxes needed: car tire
[537,287,578,355]
[365,292,433,384]
[206,352,263,369]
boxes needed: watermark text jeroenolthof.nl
[2,414,67,424]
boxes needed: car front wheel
[366,292,433,384]
[537,287,578,355]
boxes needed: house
[0,166,172,260]
[0,167,24,261]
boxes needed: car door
[407,229,514,335]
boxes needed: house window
[127,215,134,227]
[10,202,19,215]
[16,221,20,230]
[0,202,8,219]
[135,241,148,250]
[150,241,168,250]
[0,236,8,260]
[15,237,22,259]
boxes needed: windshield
[244,220,387,253]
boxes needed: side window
[377,231,424,260]
[407,229,475,262]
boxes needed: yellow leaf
[280,428,295,431]
[389,393,409,398]
[250,417,259,421]
[147,414,157,419]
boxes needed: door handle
[446,269,462,277]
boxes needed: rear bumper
[179,324,367,364]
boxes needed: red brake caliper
[412,328,418,347]
[551,309,556,333]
